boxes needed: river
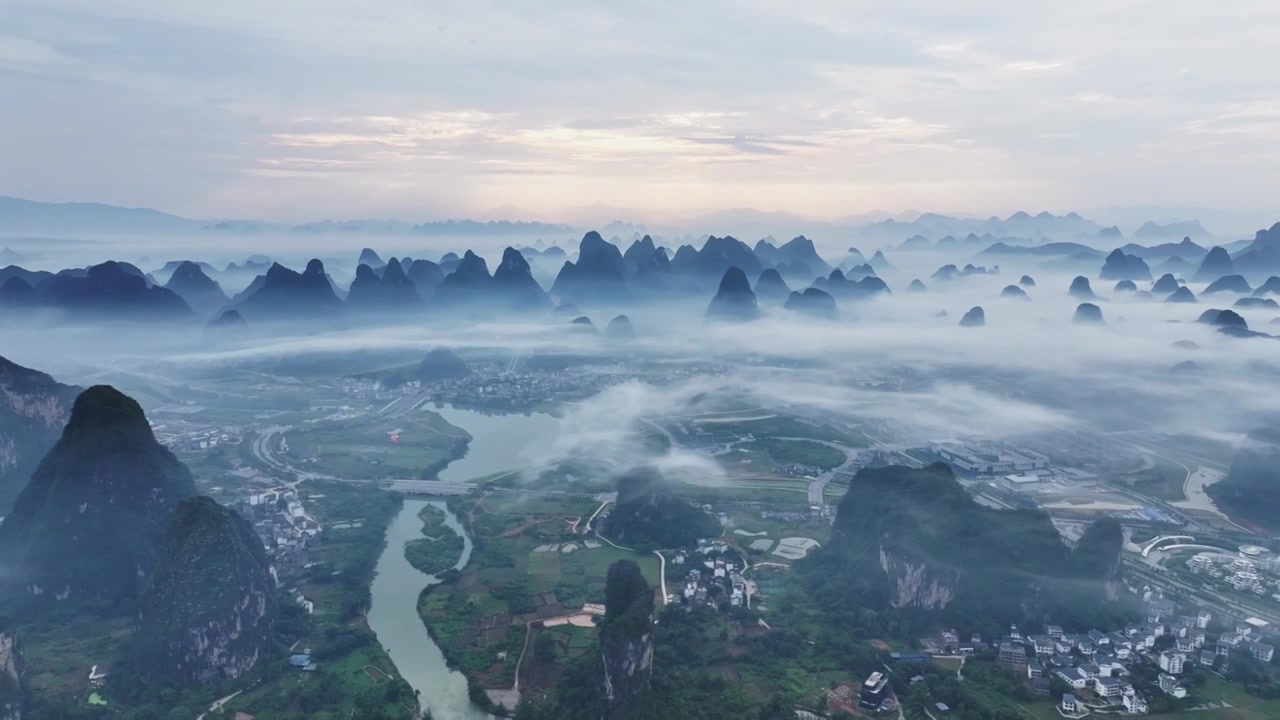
[366,499,490,720]
[431,405,560,482]
[367,408,558,720]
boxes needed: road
[375,389,434,418]
[770,437,861,506]
[655,551,668,605]
[196,689,244,720]
[251,426,335,482]
[584,499,609,534]
[586,509,668,607]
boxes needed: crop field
[285,412,466,479]
[418,495,659,691]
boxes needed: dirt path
[513,621,534,693]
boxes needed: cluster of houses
[427,365,621,409]
[1187,551,1280,602]
[938,594,1277,716]
[985,621,1153,715]
[675,541,750,609]
[155,422,243,453]
[234,488,321,592]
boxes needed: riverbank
[405,504,466,576]
[368,499,491,720]
[415,494,660,705]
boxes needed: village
[851,592,1280,718]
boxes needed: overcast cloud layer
[1,0,1278,221]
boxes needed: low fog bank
[3,258,1275,472]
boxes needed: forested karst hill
[0,386,197,611]
[796,464,1129,636]
[126,497,279,689]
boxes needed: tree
[534,632,557,663]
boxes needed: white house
[1159,651,1185,675]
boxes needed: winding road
[770,437,862,506]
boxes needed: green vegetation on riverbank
[219,482,416,720]
[417,495,657,695]
[284,413,467,480]
[404,504,466,576]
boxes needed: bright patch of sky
[1,0,1277,222]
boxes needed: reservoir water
[366,499,489,720]
[431,405,560,482]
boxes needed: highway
[655,551,668,606]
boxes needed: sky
[1,0,1279,222]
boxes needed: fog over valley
[3,2,1280,716]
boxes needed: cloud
[1,0,1279,220]
[527,379,727,479]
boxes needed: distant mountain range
[855,211,1102,244]
[0,195,576,237]
[3,221,1280,327]
[5,195,1272,246]
[0,196,196,234]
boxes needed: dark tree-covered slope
[1207,428,1280,532]
[127,496,278,688]
[0,386,197,612]
[603,468,719,551]
[796,464,1128,635]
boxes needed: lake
[432,405,560,482]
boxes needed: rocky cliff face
[601,628,654,708]
[878,546,957,610]
[0,356,79,512]
[0,627,27,720]
[599,560,655,718]
[130,497,278,687]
